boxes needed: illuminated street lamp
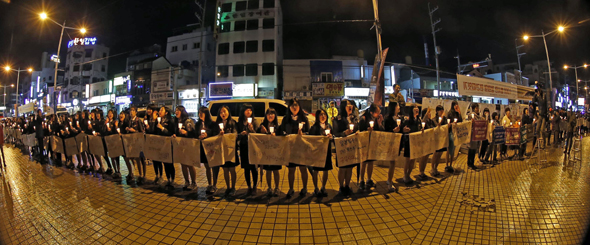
[1,84,15,111]
[523,25,567,108]
[564,64,587,106]
[3,66,33,116]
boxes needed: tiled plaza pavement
[0,137,589,245]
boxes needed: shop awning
[457,74,534,101]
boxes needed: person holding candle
[332,99,359,196]
[358,104,384,191]
[237,103,260,196]
[383,102,402,192]
[197,106,220,195]
[400,105,421,184]
[117,111,135,182]
[258,108,281,197]
[173,105,198,191]
[214,105,238,197]
[155,106,176,189]
[126,106,147,184]
[279,98,310,198]
[145,108,164,183]
[500,107,513,159]
[445,101,463,173]
[82,110,97,174]
[519,107,532,159]
[105,109,121,177]
[33,109,46,165]
[484,112,500,164]
[417,108,436,179]
[466,103,482,170]
[309,109,334,197]
[479,108,491,163]
[92,110,113,176]
[67,113,83,169]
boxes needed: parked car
[208,99,315,125]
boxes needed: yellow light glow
[10,84,14,87]
[80,28,87,34]
[28,68,33,72]
[523,35,529,40]
[564,65,569,69]
[4,66,10,71]
[39,13,47,20]
[585,64,588,68]
[558,26,565,32]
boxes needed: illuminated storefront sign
[115,95,132,105]
[345,87,370,97]
[233,84,255,97]
[150,92,174,101]
[179,89,204,99]
[88,94,115,104]
[181,100,200,113]
[67,37,97,48]
[209,82,233,98]
[114,75,130,86]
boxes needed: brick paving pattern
[0,138,589,244]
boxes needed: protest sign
[172,137,200,167]
[104,134,125,158]
[367,131,402,161]
[51,136,64,154]
[288,135,330,168]
[453,121,472,146]
[334,131,370,167]
[144,134,172,163]
[434,125,449,150]
[222,133,237,164]
[87,135,106,157]
[505,127,520,145]
[64,138,78,157]
[494,126,505,145]
[471,120,487,141]
[121,133,144,158]
[75,133,88,153]
[409,128,436,159]
[248,133,290,166]
[202,133,237,167]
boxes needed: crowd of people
[1,89,588,199]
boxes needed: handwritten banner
[87,135,106,156]
[75,133,88,153]
[409,128,436,159]
[434,125,449,150]
[288,135,330,168]
[64,138,78,157]
[248,133,290,166]
[471,120,487,141]
[202,133,237,167]
[172,137,201,167]
[493,126,505,145]
[334,131,370,167]
[505,127,520,145]
[104,134,125,158]
[144,134,172,163]
[51,136,64,154]
[367,131,402,161]
[121,133,145,158]
[452,121,472,146]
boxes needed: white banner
[75,133,88,153]
[409,128,436,159]
[144,134,172,163]
[367,131,402,161]
[420,98,444,119]
[434,125,449,150]
[64,138,78,157]
[287,135,330,168]
[334,131,370,167]
[248,133,290,166]
[104,134,125,158]
[121,133,145,158]
[457,74,517,99]
[453,121,472,146]
[87,135,106,157]
[202,133,237,167]
[172,137,201,167]
[51,136,64,154]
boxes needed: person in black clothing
[126,106,146,183]
[197,106,220,195]
[33,109,46,164]
[479,108,490,163]
[90,110,112,175]
[431,105,448,176]
[533,88,548,147]
[445,101,463,173]
[215,105,238,197]
[237,103,260,196]
[117,111,135,182]
[144,108,163,183]
[466,103,482,170]
[332,99,359,196]
[358,103,384,191]
[258,108,281,197]
[519,108,532,159]
[105,109,123,178]
[173,105,198,190]
[417,107,436,178]
[155,106,176,189]
[309,109,334,197]
[384,102,402,192]
[401,105,421,184]
[279,98,310,198]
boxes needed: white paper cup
[218,123,223,131]
[299,123,304,130]
[349,124,354,131]
[325,129,330,135]
[369,121,374,128]
[201,129,206,135]
[157,117,161,123]
[179,123,184,129]
[247,118,252,124]
[269,126,275,133]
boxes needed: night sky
[1,0,590,84]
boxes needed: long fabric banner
[51,136,64,154]
[75,133,88,153]
[248,133,290,166]
[471,120,487,141]
[434,125,449,150]
[144,134,172,163]
[121,133,144,158]
[202,133,237,167]
[88,135,106,156]
[64,138,78,157]
[288,135,330,168]
[409,128,436,160]
[334,131,370,167]
[452,121,472,146]
[172,137,201,167]
[104,134,125,158]
[505,127,520,145]
[367,131,402,161]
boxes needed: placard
[368,131,402,161]
[121,133,145,158]
[51,136,64,154]
[248,133,290,166]
[202,133,237,167]
[505,127,520,145]
[75,133,88,153]
[452,121,472,146]
[409,128,436,159]
[493,126,505,145]
[434,125,449,150]
[520,125,528,144]
[144,134,172,163]
[288,135,330,168]
[172,137,201,167]
[334,131,370,167]
[64,138,78,157]
[104,134,125,158]
[471,120,487,141]
[87,135,106,157]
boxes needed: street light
[564,64,588,106]
[522,25,567,108]
[4,66,33,116]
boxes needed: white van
[208,99,315,125]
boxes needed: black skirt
[263,165,282,170]
[402,137,411,158]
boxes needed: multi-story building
[126,45,163,108]
[28,52,64,112]
[85,79,114,112]
[212,0,282,99]
[166,25,216,88]
[62,37,110,106]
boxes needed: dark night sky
[1,0,590,84]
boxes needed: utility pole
[428,3,441,98]
[454,49,460,74]
[514,39,525,85]
[195,0,207,108]
[371,0,384,106]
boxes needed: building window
[246,41,258,53]
[321,72,333,82]
[193,42,200,49]
[171,46,178,52]
[247,19,259,30]
[235,1,247,11]
[263,0,275,8]
[262,40,274,52]
[182,44,188,50]
[217,66,229,77]
[221,22,230,32]
[93,90,98,96]
[85,49,93,57]
[221,3,232,12]
[246,63,258,76]
[101,65,106,72]
[262,63,274,75]
[71,91,79,98]
[233,41,245,53]
[248,0,259,9]
[103,88,107,94]
[234,20,246,31]
[233,64,245,77]
[218,43,230,55]
[73,64,80,72]
[129,65,135,71]
[262,18,274,29]
[103,53,107,58]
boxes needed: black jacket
[32,115,44,138]
[278,115,309,136]
[332,115,359,137]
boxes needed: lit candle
[518,121,521,126]
[179,123,184,129]
[438,117,442,123]
[88,120,91,125]
[454,118,457,123]
[92,131,96,135]
[66,127,69,131]
[396,119,401,126]
[471,113,474,119]
[421,122,425,128]
[157,117,161,123]
[144,120,148,125]
[201,129,206,135]
[69,121,72,126]
[77,121,80,127]
[299,122,304,130]
[369,121,374,128]
[349,124,354,131]
[269,126,275,133]
[117,128,120,133]
[106,122,110,128]
[447,119,450,124]
[325,129,331,135]
[247,118,252,124]
[34,126,36,130]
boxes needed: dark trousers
[37,137,46,164]
[479,140,489,159]
[243,166,258,188]
[163,162,175,181]
[467,149,477,167]
[519,142,527,157]
[153,161,163,177]
[565,132,574,154]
